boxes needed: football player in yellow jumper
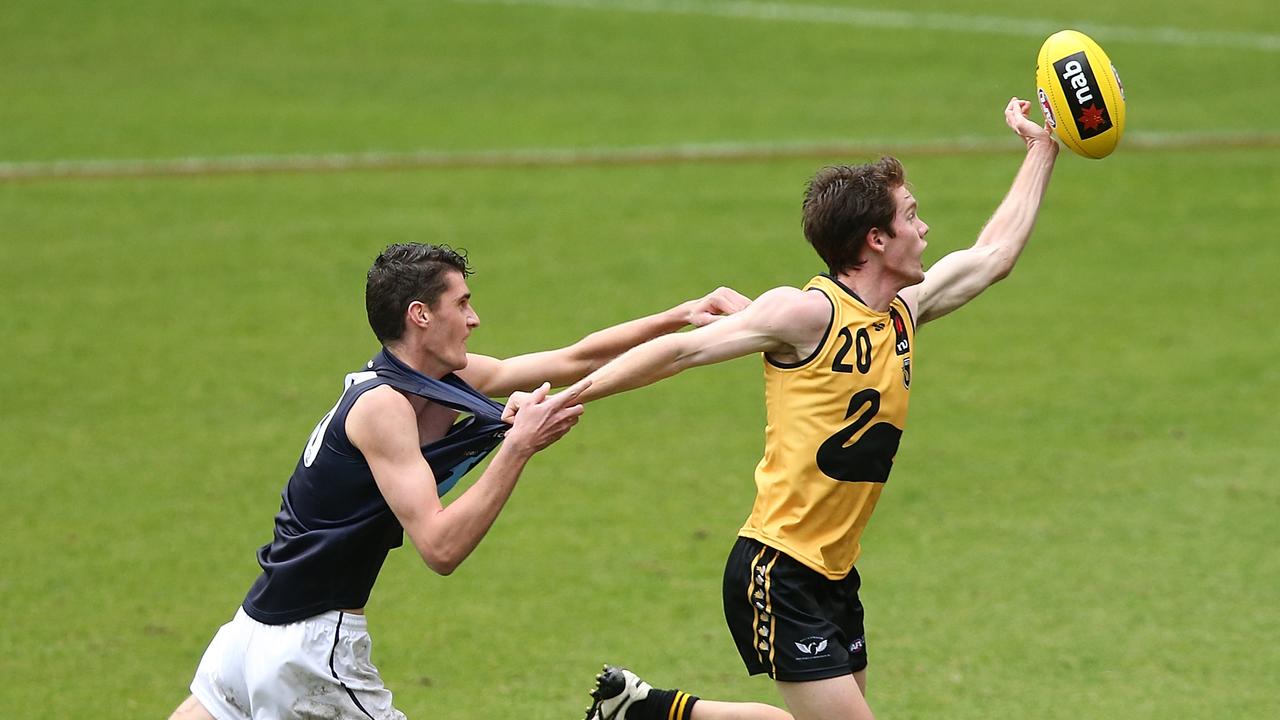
[563,98,1059,720]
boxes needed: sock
[627,688,699,720]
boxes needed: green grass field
[2,1,1278,718]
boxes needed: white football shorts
[190,607,406,720]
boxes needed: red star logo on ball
[1078,104,1106,130]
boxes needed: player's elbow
[409,530,465,575]
[565,330,632,378]
[420,548,462,576]
[427,558,460,576]
[989,262,1014,283]
[985,246,1019,283]
[671,336,717,372]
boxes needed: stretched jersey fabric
[739,274,915,580]
[242,348,506,624]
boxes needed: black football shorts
[722,536,867,681]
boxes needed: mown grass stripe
[3,131,1278,183]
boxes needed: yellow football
[1036,30,1126,159]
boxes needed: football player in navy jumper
[169,243,749,720]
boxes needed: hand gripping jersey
[738,274,915,580]
[242,348,506,624]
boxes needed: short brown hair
[801,156,905,274]
[365,243,472,344]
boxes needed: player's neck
[832,269,902,313]
[383,341,452,380]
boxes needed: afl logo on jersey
[902,358,911,389]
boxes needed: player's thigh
[722,538,866,682]
[775,674,874,720]
[189,609,256,720]
[169,694,217,720]
[246,611,405,720]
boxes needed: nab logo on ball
[1035,30,1126,159]
[1053,52,1112,140]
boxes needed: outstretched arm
[459,287,750,397]
[901,97,1059,326]
[571,286,832,404]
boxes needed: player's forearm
[974,142,1058,275]
[469,303,696,395]
[577,334,688,403]
[409,446,531,575]
[567,302,694,370]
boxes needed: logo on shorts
[793,636,831,660]
[849,636,865,653]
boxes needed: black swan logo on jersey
[816,388,902,484]
[1054,51,1112,139]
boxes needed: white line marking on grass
[2,131,1278,182]
[455,0,1280,53]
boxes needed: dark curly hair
[365,243,473,343]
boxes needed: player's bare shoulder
[750,286,834,364]
[346,384,416,451]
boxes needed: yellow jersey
[739,274,915,579]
